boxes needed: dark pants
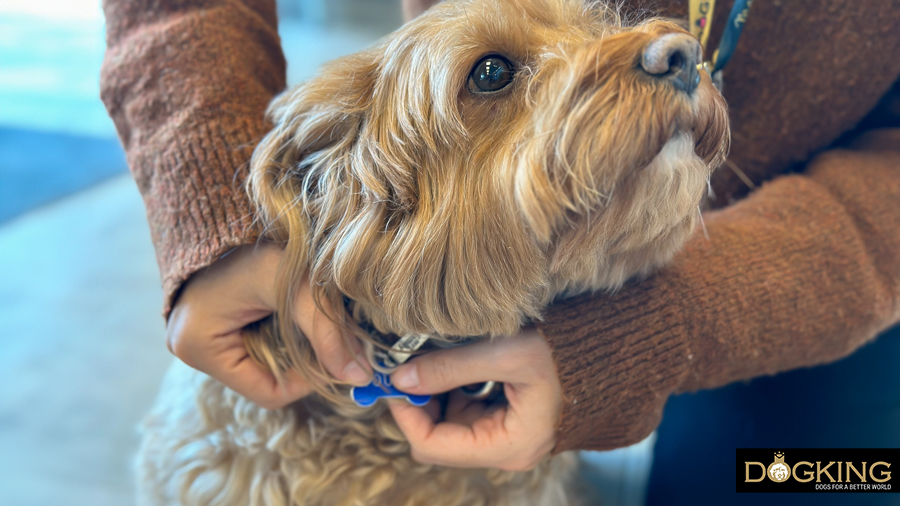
[647,325,900,506]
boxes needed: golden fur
[138,0,729,504]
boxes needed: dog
[137,0,729,504]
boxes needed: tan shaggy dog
[137,0,729,504]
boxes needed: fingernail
[344,359,370,386]
[393,364,419,390]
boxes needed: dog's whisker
[698,205,710,241]
[724,158,756,190]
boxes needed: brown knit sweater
[101,0,900,453]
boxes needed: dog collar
[352,332,499,408]
[352,334,433,408]
[365,333,430,374]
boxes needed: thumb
[390,338,519,394]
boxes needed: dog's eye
[468,55,514,93]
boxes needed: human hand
[387,329,562,471]
[166,243,371,409]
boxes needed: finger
[166,302,206,365]
[292,281,371,386]
[202,335,313,409]
[388,400,510,468]
[168,244,283,350]
[444,384,556,472]
[171,310,313,410]
[444,390,498,426]
[203,243,283,314]
[228,363,312,410]
[166,304,188,357]
[390,337,546,394]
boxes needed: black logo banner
[736,449,899,493]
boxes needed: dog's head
[249,0,729,365]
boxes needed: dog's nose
[641,33,702,93]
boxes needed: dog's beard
[549,132,718,296]
[510,23,729,295]
[513,22,729,241]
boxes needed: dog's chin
[548,131,715,295]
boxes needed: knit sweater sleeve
[100,0,286,316]
[539,131,900,452]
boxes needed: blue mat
[0,127,127,223]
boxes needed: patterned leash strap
[689,0,754,89]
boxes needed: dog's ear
[243,51,386,390]
[248,49,382,241]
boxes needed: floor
[0,1,659,504]
[0,177,168,506]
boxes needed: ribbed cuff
[135,117,267,317]
[537,272,692,453]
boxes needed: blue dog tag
[351,371,431,408]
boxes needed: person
[101,0,900,472]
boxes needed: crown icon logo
[774,452,785,463]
